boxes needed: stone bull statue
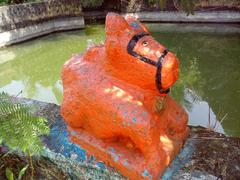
[61,13,189,180]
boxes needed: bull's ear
[125,16,150,33]
[105,13,130,36]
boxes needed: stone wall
[0,0,84,47]
[119,0,240,13]
[122,11,240,23]
[1,0,239,47]
[84,0,240,24]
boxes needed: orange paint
[61,13,189,180]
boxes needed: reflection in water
[0,50,16,65]
[169,57,225,134]
[189,100,225,134]
[34,83,58,103]
[184,88,225,134]
[150,29,240,136]
[0,80,25,95]
[0,25,105,103]
[0,24,239,136]
[170,58,204,111]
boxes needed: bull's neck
[104,47,157,92]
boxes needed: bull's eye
[142,41,148,47]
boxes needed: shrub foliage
[81,0,104,8]
[0,92,50,155]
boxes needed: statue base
[68,126,189,180]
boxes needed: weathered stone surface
[0,17,84,47]
[119,0,240,12]
[84,10,240,24]
[0,0,82,32]
[122,11,240,23]
[0,0,84,47]
[8,96,240,179]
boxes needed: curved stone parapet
[0,0,84,47]
[122,11,240,23]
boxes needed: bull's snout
[160,52,179,90]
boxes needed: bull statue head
[105,13,179,94]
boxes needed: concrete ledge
[0,0,83,32]
[147,23,240,34]
[0,0,84,47]
[122,11,240,23]
[0,16,84,47]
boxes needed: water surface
[0,24,239,136]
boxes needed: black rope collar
[127,32,170,94]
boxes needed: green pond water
[0,24,239,137]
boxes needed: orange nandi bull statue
[61,13,189,180]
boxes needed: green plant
[0,0,42,6]
[0,0,8,5]
[0,92,50,178]
[6,0,24,4]
[81,0,104,8]
[5,165,28,180]
[170,58,203,111]
[148,0,195,15]
[5,168,14,180]
[173,0,195,15]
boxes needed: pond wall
[122,11,240,23]
[84,0,240,23]
[0,0,84,47]
[84,10,240,24]
[1,0,240,47]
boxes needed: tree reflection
[0,26,105,104]
[170,57,205,111]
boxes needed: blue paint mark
[142,169,150,177]
[70,131,77,136]
[141,111,148,118]
[96,162,106,169]
[131,22,140,29]
[132,117,137,123]
[109,147,115,153]
[123,111,128,118]
[108,147,119,162]
[112,153,119,162]
[123,159,129,166]
[43,119,87,162]
[88,155,95,163]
